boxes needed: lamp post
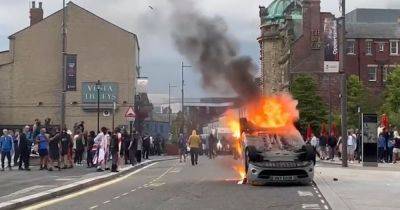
[181,62,192,135]
[168,84,177,125]
[112,96,116,131]
[339,0,348,167]
[60,0,67,132]
[96,80,101,133]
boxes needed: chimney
[30,1,43,26]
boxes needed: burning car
[225,94,316,185]
[241,123,316,185]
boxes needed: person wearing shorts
[36,128,49,170]
[48,130,61,171]
[347,131,356,163]
[393,138,400,164]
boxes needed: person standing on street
[392,136,400,164]
[1,129,13,171]
[188,130,201,166]
[110,129,120,172]
[19,126,31,170]
[60,128,73,169]
[208,133,216,159]
[128,131,138,165]
[327,134,337,161]
[48,129,61,171]
[178,133,187,163]
[142,134,151,160]
[36,128,49,170]
[136,133,143,163]
[86,131,95,168]
[347,131,356,163]
[378,133,386,163]
[93,127,109,172]
[74,130,85,166]
[13,130,21,166]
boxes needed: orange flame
[246,93,299,136]
[233,165,246,180]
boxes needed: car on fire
[240,119,316,185]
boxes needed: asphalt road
[24,156,331,210]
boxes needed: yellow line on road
[22,162,159,210]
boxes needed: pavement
[0,156,177,210]
[315,161,400,210]
[21,156,331,210]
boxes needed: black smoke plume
[169,0,260,102]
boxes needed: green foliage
[291,74,327,134]
[346,75,364,129]
[170,111,184,144]
[381,67,400,127]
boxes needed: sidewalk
[318,159,400,170]
[314,162,400,210]
[0,156,177,210]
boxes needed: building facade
[345,9,400,97]
[0,2,139,131]
[258,0,341,108]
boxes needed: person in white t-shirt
[347,131,356,163]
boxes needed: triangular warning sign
[125,106,136,118]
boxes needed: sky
[1,0,399,100]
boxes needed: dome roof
[266,0,294,21]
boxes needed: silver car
[242,133,315,185]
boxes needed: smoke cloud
[169,0,260,102]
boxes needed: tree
[347,75,364,129]
[381,67,400,127]
[291,74,327,135]
[170,111,184,144]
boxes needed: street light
[168,84,177,125]
[96,80,101,133]
[181,62,192,135]
[112,96,117,131]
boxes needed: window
[368,67,377,82]
[378,43,385,52]
[347,40,355,54]
[366,41,373,55]
[390,41,399,55]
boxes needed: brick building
[345,9,400,96]
[258,0,341,109]
[0,2,139,131]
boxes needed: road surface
[24,156,330,210]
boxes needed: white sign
[125,106,136,121]
[324,61,339,73]
[137,78,148,93]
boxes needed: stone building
[0,2,139,131]
[258,0,340,109]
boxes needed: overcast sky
[1,0,399,99]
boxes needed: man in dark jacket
[208,134,216,159]
[110,129,120,172]
[18,126,31,170]
[142,134,151,160]
[327,134,337,161]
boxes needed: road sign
[125,106,136,122]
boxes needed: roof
[346,23,400,39]
[346,9,400,23]
[9,1,139,49]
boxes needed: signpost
[362,114,378,167]
[125,106,136,136]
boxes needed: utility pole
[112,96,116,131]
[339,0,348,167]
[96,80,101,134]
[61,0,67,131]
[181,62,191,135]
[168,84,177,125]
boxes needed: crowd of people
[306,127,400,164]
[0,119,167,172]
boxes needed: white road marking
[113,196,120,199]
[122,192,128,196]
[131,189,136,192]
[324,205,329,209]
[149,182,165,187]
[55,178,75,181]
[89,205,98,209]
[302,204,321,209]
[320,199,325,204]
[298,191,314,197]
[138,186,143,189]
[317,194,322,198]
[103,200,110,204]
[22,162,159,210]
